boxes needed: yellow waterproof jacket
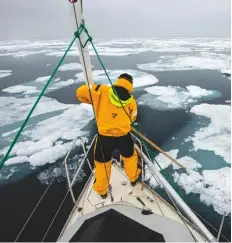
[76,78,137,137]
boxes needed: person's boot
[100,193,108,199]
[131,179,138,187]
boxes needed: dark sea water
[0,49,231,241]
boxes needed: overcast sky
[0,0,230,40]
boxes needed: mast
[69,0,93,86]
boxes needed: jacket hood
[114,78,133,94]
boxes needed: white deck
[59,162,207,242]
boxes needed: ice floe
[54,79,75,87]
[45,50,79,57]
[2,85,38,94]
[139,85,219,110]
[137,54,230,72]
[154,149,179,170]
[1,128,20,138]
[58,63,83,71]
[0,70,12,79]
[173,167,231,215]
[190,104,231,163]
[5,156,29,166]
[35,76,50,83]
[144,149,178,187]
[37,155,86,185]
[23,103,93,141]
[185,85,214,98]
[220,68,231,75]
[89,46,147,56]
[0,50,49,57]
[0,38,230,59]
[76,69,158,87]
[1,103,93,167]
[172,156,202,170]
[145,152,202,187]
[29,142,74,166]
[0,96,74,127]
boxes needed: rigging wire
[14,161,66,242]
[42,190,70,242]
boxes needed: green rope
[0,36,77,170]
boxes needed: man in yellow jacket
[76,73,141,198]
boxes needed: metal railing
[63,133,228,243]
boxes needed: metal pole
[140,147,216,242]
[70,0,94,86]
[217,215,225,241]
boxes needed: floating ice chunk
[24,103,93,142]
[138,55,230,72]
[220,68,231,75]
[144,149,179,188]
[96,39,141,47]
[16,139,53,157]
[76,70,108,82]
[76,69,159,87]
[29,142,73,166]
[89,46,147,56]
[0,96,74,127]
[172,156,202,170]
[186,85,214,98]
[140,85,220,110]
[45,50,79,57]
[133,75,159,87]
[144,167,160,188]
[173,167,231,215]
[142,86,189,109]
[59,63,83,71]
[1,128,19,138]
[154,149,179,170]
[53,77,61,82]
[142,149,179,186]
[0,50,48,57]
[37,156,86,184]
[55,79,75,87]
[0,70,12,78]
[1,141,35,157]
[2,85,38,94]
[173,169,204,194]
[200,167,231,215]
[5,156,29,166]
[225,100,231,103]
[190,104,231,163]
[35,76,50,83]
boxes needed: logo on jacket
[112,113,118,118]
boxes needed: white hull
[58,161,207,242]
